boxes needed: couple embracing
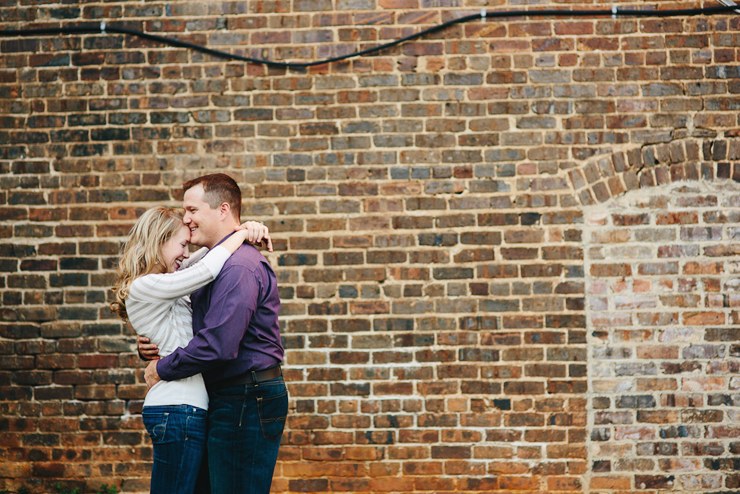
[110,173,287,494]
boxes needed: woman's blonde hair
[110,207,186,321]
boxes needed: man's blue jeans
[142,404,207,494]
[205,376,288,494]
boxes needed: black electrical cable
[0,4,737,69]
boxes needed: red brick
[4,5,740,492]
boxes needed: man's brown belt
[211,365,282,390]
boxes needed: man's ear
[218,202,231,220]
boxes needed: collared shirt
[157,237,283,388]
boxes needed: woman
[110,206,264,494]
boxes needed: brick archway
[568,137,740,206]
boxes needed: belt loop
[251,370,258,387]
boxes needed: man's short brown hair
[183,173,242,221]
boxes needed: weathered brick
[2,5,740,492]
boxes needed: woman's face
[160,225,191,273]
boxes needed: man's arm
[155,262,261,382]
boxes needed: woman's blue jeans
[202,376,288,494]
[142,404,207,494]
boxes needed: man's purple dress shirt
[157,238,283,388]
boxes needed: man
[141,173,287,494]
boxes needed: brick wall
[585,178,740,493]
[1,1,740,493]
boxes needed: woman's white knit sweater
[127,246,230,410]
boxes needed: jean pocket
[256,391,288,442]
[142,411,169,444]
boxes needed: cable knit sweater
[127,246,230,410]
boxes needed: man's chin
[189,233,205,247]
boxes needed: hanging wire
[0,4,738,69]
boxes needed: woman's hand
[235,221,273,252]
[137,335,160,361]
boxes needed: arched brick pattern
[569,137,740,206]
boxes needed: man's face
[183,185,222,248]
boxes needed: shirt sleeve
[156,263,262,381]
[180,247,209,269]
[128,246,231,302]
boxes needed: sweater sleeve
[128,246,231,302]
[179,247,209,269]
